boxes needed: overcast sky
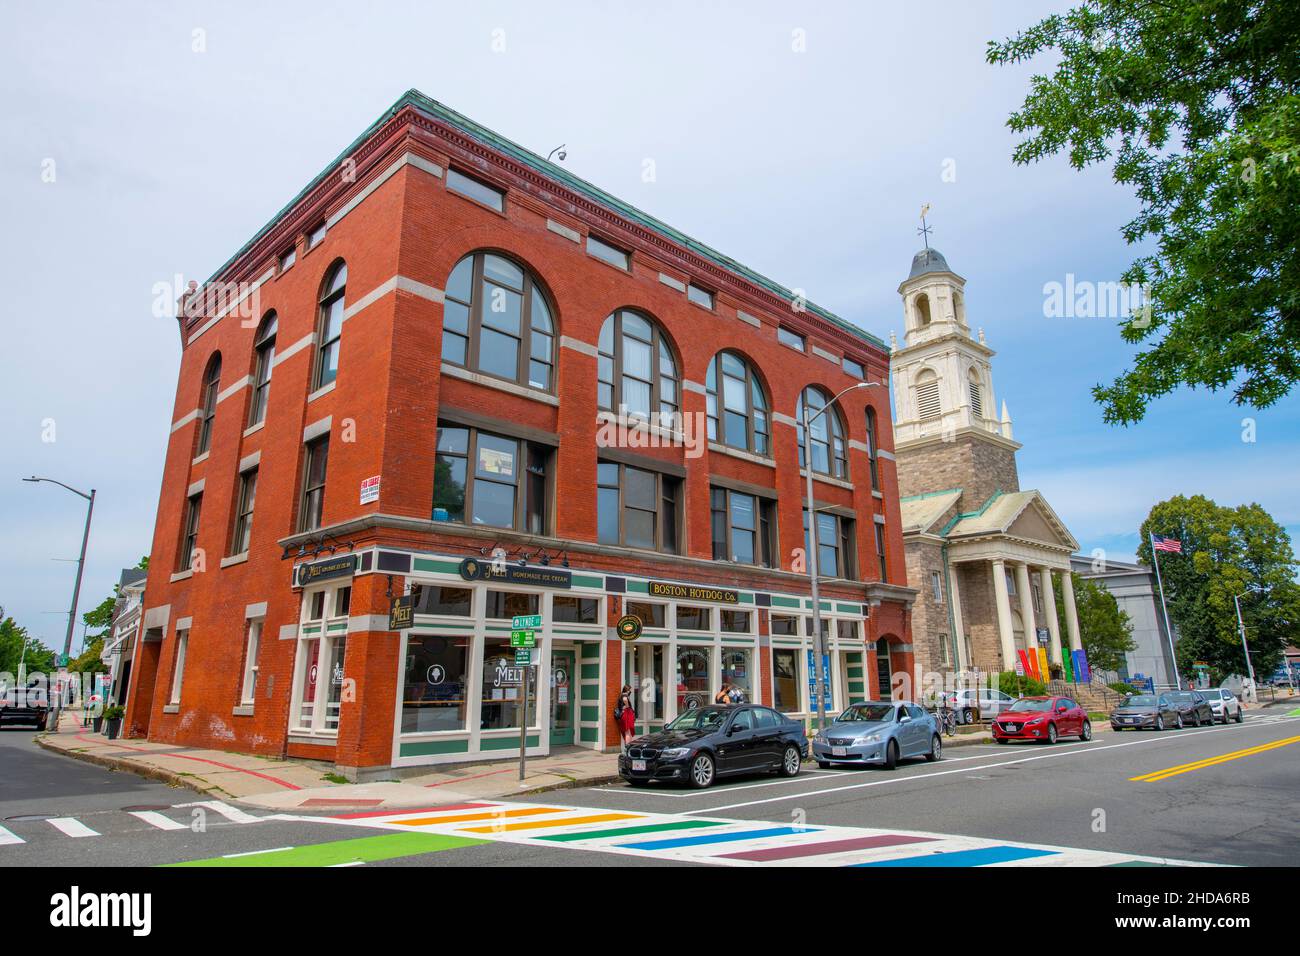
[2,1,1296,653]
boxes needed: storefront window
[675,646,711,712]
[415,586,473,617]
[676,605,710,631]
[485,590,540,620]
[552,595,599,624]
[323,636,347,731]
[401,634,470,733]
[837,619,859,641]
[722,648,752,702]
[773,649,800,712]
[770,614,799,636]
[295,638,320,729]
[480,638,537,729]
[625,601,665,628]
[720,609,751,633]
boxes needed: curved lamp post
[1232,586,1261,702]
[22,477,96,696]
[801,381,885,731]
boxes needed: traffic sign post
[512,615,543,781]
[510,629,536,648]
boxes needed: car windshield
[1008,698,1050,712]
[1124,695,1157,707]
[836,703,894,722]
[665,707,728,732]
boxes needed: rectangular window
[938,634,951,668]
[552,596,599,624]
[300,437,329,532]
[296,638,319,728]
[587,234,630,271]
[481,637,537,730]
[675,605,711,631]
[240,621,261,705]
[278,246,296,272]
[722,648,751,702]
[687,284,714,309]
[803,509,855,579]
[836,619,859,641]
[1033,583,1043,616]
[178,493,202,572]
[322,635,347,731]
[625,601,665,628]
[778,327,805,351]
[842,357,864,378]
[414,585,473,617]
[230,467,257,556]
[169,630,188,705]
[432,424,550,534]
[402,633,470,733]
[773,648,800,713]
[596,460,681,553]
[930,570,943,602]
[720,609,751,634]
[675,646,712,712]
[485,591,540,620]
[309,591,326,621]
[307,221,326,249]
[770,614,799,636]
[447,168,505,212]
[875,522,888,579]
[710,487,776,567]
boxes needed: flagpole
[1150,532,1182,690]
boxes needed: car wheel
[1156,715,1165,731]
[1191,712,1201,727]
[882,739,899,770]
[817,760,831,769]
[1235,708,1244,723]
[1175,713,1184,729]
[1080,720,1092,741]
[1045,723,1058,745]
[926,735,942,761]
[960,708,973,725]
[688,752,715,789]
[779,745,801,777]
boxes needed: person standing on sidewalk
[615,684,636,752]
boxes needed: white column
[1015,562,1036,652]
[1040,568,1063,665]
[948,561,966,671]
[1061,571,1082,653]
[991,559,1016,669]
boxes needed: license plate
[632,760,646,772]
[831,746,847,756]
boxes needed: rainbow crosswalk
[309,800,1218,867]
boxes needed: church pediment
[946,490,1079,552]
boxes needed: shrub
[998,670,1047,698]
[103,705,125,720]
[1108,681,1139,697]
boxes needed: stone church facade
[891,246,1083,680]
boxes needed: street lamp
[22,477,96,702]
[1232,586,1261,702]
[801,380,885,731]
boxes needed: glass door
[550,649,575,746]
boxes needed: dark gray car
[1110,693,1181,731]
[1165,691,1215,727]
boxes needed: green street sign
[511,614,542,630]
[510,629,537,648]
[514,648,532,666]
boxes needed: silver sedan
[811,701,943,770]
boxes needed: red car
[992,696,1092,744]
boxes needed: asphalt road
[3,710,1296,867]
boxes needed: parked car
[940,688,1015,723]
[1199,688,1245,724]
[1110,693,1181,731]
[1164,690,1215,727]
[618,704,807,789]
[992,696,1092,744]
[0,685,50,728]
[812,701,942,769]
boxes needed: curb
[35,733,226,801]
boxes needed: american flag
[1152,534,1183,554]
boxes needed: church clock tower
[890,241,1021,512]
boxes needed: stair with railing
[1046,679,1121,713]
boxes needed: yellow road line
[1130,734,1300,782]
[458,812,643,834]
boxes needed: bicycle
[929,701,958,738]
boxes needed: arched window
[796,386,847,478]
[248,312,277,427]
[916,293,932,326]
[441,252,555,391]
[968,368,984,419]
[597,310,678,427]
[314,261,347,390]
[865,406,880,490]
[705,351,769,454]
[197,353,222,455]
[916,369,941,421]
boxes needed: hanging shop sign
[616,615,643,642]
[458,557,572,589]
[646,581,739,604]
[388,595,416,631]
[296,554,357,587]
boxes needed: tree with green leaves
[1139,495,1299,681]
[1053,572,1137,674]
[989,1,1300,423]
[0,608,56,677]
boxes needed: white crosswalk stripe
[48,817,98,838]
[182,800,263,825]
[0,825,25,846]
[129,810,188,831]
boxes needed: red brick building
[124,90,916,779]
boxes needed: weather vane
[918,203,933,251]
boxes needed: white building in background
[1070,555,1178,691]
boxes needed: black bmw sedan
[618,704,808,789]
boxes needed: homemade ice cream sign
[457,556,571,588]
[646,581,740,604]
[296,554,357,587]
